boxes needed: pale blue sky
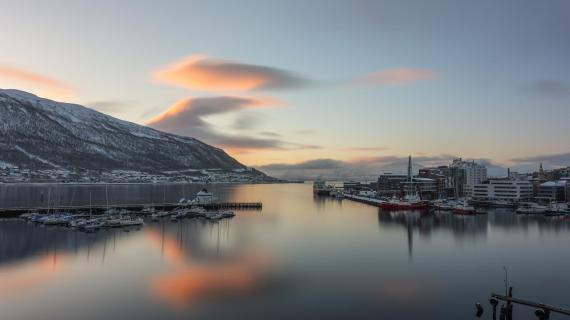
[0,0,569,172]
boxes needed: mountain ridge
[0,89,271,183]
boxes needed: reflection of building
[538,180,568,202]
[472,180,533,201]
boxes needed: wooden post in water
[490,298,498,320]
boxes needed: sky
[0,0,569,178]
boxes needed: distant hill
[0,89,272,183]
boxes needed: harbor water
[1,183,569,319]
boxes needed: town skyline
[1,0,569,176]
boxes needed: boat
[219,210,235,218]
[380,194,428,211]
[490,200,515,208]
[103,216,124,227]
[120,217,144,227]
[330,189,345,199]
[313,180,333,196]
[141,207,156,215]
[171,209,190,220]
[151,210,172,220]
[187,207,208,217]
[82,221,105,232]
[432,200,455,211]
[516,202,548,214]
[452,201,476,215]
[545,203,570,216]
[42,213,74,225]
[205,212,224,220]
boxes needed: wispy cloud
[257,154,459,180]
[355,68,438,86]
[526,80,570,97]
[511,152,570,168]
[154,55,308,91]
[0,65,72,99]
[341,146,390,152]
[147,96,318,151]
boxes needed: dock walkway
[0,202,262,216]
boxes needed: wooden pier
[0,201,262,216]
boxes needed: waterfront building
[450,158,487,197]
[377,173,408,197]
[472,180,533,201]
[537,180,568,202]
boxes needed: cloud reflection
[0,253,64,296]
[145,228,272,308]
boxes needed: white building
[450,158,487,196]
[194,189,214,204]
[472,180,533,201]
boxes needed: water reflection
[144,220,274,308]
[1,184,570,319]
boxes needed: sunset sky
[1,0,569,177]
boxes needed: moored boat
[452,201,476,215]
[516,202,548,214]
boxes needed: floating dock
[343,193,386,206]
[0,202,262,216]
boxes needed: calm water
[1,183,569,320]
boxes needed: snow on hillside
[0,89,273,182]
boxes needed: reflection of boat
[516,203,548,214]
[452,201,476,215]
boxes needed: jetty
[0,201,262,216]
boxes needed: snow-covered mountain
[0,89,270,182]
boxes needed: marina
[1,183,570,319]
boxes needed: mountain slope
[0,89,268,181]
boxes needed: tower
[407,155,412,183]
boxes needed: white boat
[205,212,224,220]
[546,203,570,216]
[516,203,548,214]
[490,200,515,208]
[452,201,476,215]
[219,210,235,218]
[330,189,344,199]
[141,207,156,215]
[151,210,172,219]
[432,200,454,211]
[120,217,144,227]
[188,207,208,217]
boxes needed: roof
[540,181,568,187]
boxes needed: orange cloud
[0,65,73,100]
[357,68,438,86]
[146,96,318,152]
[154,55,307,91]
